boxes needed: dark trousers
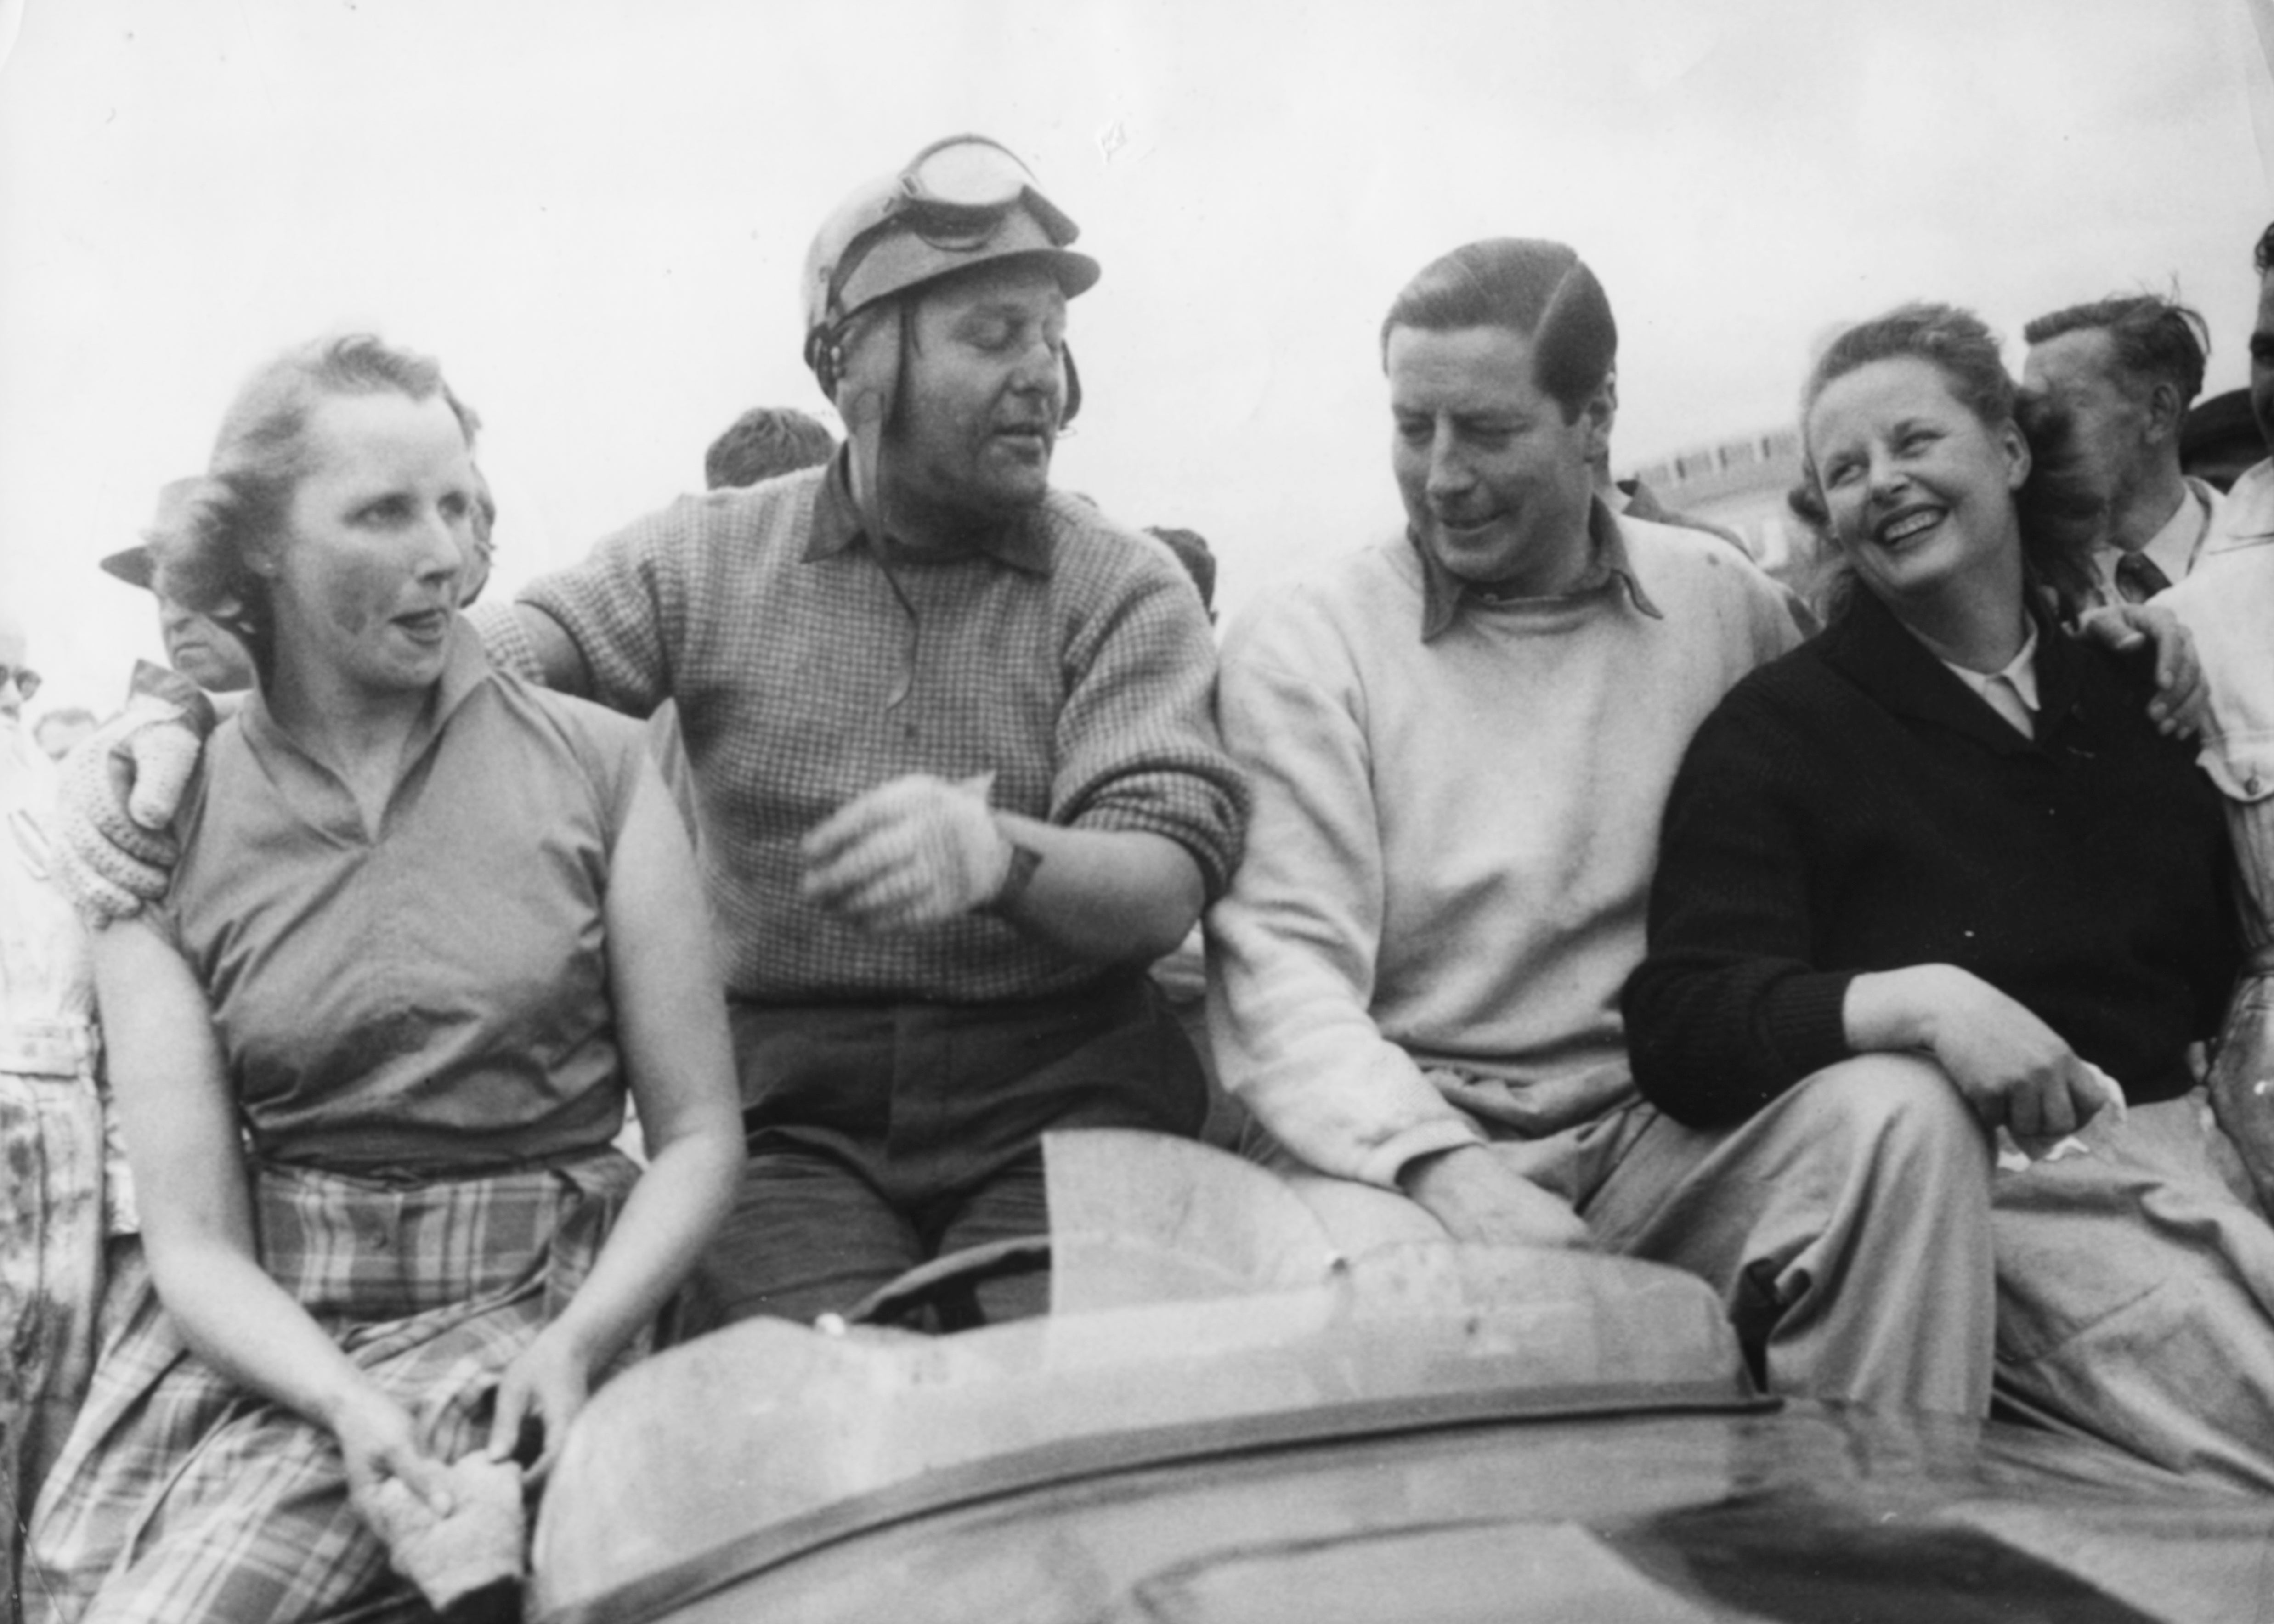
[678,974,1205,1332]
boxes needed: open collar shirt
[518,454,1247,1005]
[1410,497,1665,643]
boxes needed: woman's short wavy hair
[151,333,480,685]
[1789,302,2099,621]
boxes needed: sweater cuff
[1760,969,1860,1082]
[1358,1118,1487,1193]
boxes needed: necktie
[2114,552,2172,603]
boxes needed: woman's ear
[2001,419,2031,491]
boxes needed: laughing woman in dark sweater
[1623,303,2274,1493]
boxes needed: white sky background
[2,0,2269,718]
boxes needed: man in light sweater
[1208,238,2005,1413]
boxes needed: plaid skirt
[23,1149,639,1624]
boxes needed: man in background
[2023,293,2219,603]
[98,479,258,697]
[704,406,836,493]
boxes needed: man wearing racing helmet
[491,135,1245,1329]
[509,136,1247,1329]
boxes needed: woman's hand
[1846,965,2114,1138]
[486,1325,594,1483]
[331,1386,455,1518]
[1930,989,2108,1139]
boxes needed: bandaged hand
[801,773,1017,932]
[55,661,214,924]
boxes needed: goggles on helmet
[820,135,1090,329]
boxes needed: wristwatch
[980,838,1044,916]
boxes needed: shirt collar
[1931,615,2041,736]
[802,447,1054,576]
[2095,479,2218,591]
[1412,497,1665,643]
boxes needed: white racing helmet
[801,136,1098,534]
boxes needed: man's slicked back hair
[1379,238,1617,422]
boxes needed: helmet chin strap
[833,302,903,547]
[832,299,929,711]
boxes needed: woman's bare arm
[484,763,744,1477]
[93,919,454,1510]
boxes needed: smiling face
[1806,355,2030,615]
[883,259,1069,532]
[264,390,476,706]
[1386,323,1609,595]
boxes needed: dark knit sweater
[1623,589,2239,1129]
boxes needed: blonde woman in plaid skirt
[23,335,745,1624]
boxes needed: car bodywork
[530,1133,2274,1624]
